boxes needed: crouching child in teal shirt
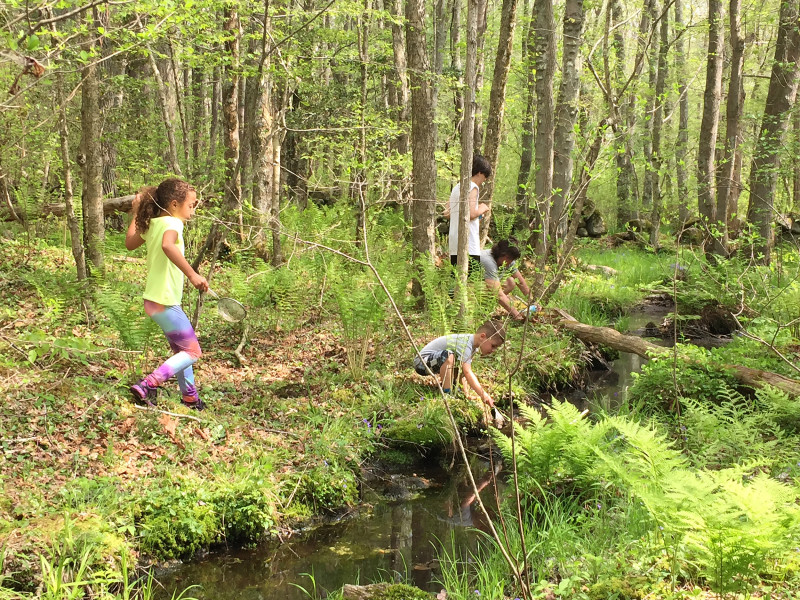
[413,319,505,409]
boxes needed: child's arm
[161,230,209,291]
[513,271,531,298]
[461,362,495,407]
[486,279,524,321]
[467,187,490,220]
[125,195,145,251]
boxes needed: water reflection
[155,455,502,600]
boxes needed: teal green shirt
[141,216,184,306]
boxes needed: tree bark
[697,0,724,249]
[746,0,800,265]
[479,0,519,244]
[674,0,690,224]
[613,0,635,227]
[472,0,489,151]
[55,70,87,280]
[451,0,464,138]
[80,53,105,274]
[648,1,668,247]
[712,0,745,255]
[407,0,438,299]
[147,46,183,176]
[457,0,479,296]
[515,0,535,216]
[530,0,556,287]
[560,319,800,397]
[206,65,222,178]
[389,0,411,211]
[549,0,584,247]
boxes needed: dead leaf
[194,427,211,441]
[159,413,178,438]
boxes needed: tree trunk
[168,39,191,169]
[613,0,635,227]
[648,1,668,247]
[515,0,535,216]
[147,46,183,176]
[712,0,745,255]
[407,0,438,299]
[479,0,519,244]
[457,0,479,295]
[192,67,208,173]
[55,69,86,280]
[560,319,800,397]
[530,0,556,285]
[389,0,411,212]
[206,65,222,177]
[640,0,658,213]
[80,55,105,275]
[354,0,370,246]
[674,0,690,224]
[451,0,464,139]
[549,0,584,247]
[472,0,489,151]
[697,0,724,249]
[746,0,800,265]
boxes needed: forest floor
[4,228,800,599]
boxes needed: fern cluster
[492,400,800,592]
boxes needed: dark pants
[450,254,481,277]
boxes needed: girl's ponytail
[134,186,160,234]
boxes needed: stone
[678,227,703,245]
[625,218,653,234]
[577,227,588,237]
[585,211,607,237]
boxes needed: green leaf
[79,50,89,62]
[27,349,37,364]
[27,34,39,51]
[97,26,105,34]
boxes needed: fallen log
[2,195,135,222]
[559,319,800,397]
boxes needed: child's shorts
[413,350,452,376]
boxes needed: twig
[133,404,203,423]
[1,436,38,445]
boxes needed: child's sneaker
[130,380,158,407]
[182,396,205,411]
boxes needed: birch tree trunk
[550,0,584,246]
[697,0,724,250]
[479,0,519,244]
[713,0,745,254]
[407,0,438,298]
[746,0,800,265]
[613,0,635,227]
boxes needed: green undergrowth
[451,399,800,598]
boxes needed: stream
[155,309,672,600]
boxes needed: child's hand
[131,193,142,213]
[190,273,209,292]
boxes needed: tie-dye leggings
[142,300,202,401]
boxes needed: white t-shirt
[448,180,481,256]
[419,334,476,364]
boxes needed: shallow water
[155,457,502,600]
[155,308,680,599]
